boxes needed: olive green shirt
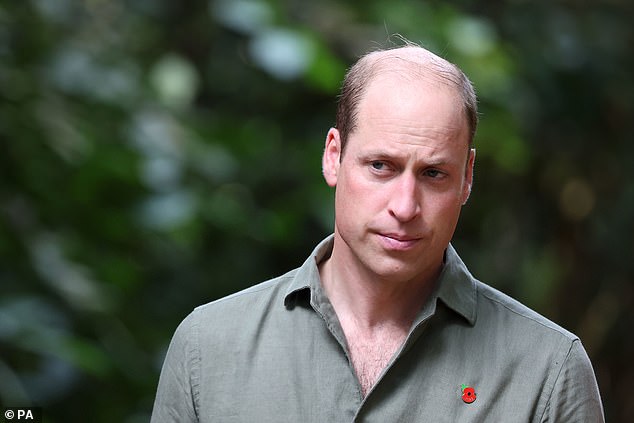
[151,236,604,422]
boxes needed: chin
[367,258,423,282]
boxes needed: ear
[322,128,342,187]
[461,148,476,205]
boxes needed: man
[151,44,604,422]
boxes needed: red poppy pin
[461,384,476,403]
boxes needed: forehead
[342,69,471,165]
[356,72,468,141]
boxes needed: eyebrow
[357,150,454,167]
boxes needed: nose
[388,174,421,222]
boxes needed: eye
[371,161,386,170]
[424,169,443,178]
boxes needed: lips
[378,232,422,251]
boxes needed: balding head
[335,44,478,154]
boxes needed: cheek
[337,170,381,205]
[424,191,464,215]
[336,179,374,221]
[334,173,385,230]
[421,194,464,236]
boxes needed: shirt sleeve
[151,312,200,423]
[541,339,604,422]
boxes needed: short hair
[335,43,478,153]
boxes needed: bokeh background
[1,0,633,421]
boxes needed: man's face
[322,74,475,284]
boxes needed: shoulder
[440,245,576,344]
[475,280,577,341]
[475,282,605,421]
[469,281,603,418]
[192,267,298,317]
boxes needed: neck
[319,239,441,332]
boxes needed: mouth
[377,233,423,251]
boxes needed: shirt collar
[283,235,333,307]
[283,235,477,326]
[435,244,478,325]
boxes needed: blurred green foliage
[1,0,632,421]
